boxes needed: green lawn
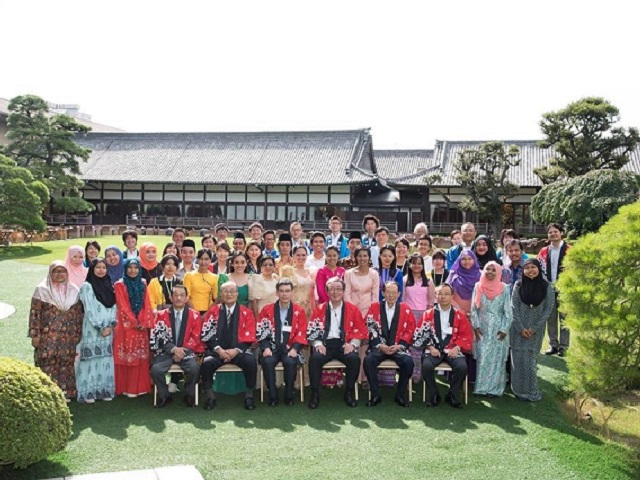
[1,244,639,480]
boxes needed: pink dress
[316,266,346,304]
[344,268,380,318]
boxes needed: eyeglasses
[172,293,187,298]
[222,290,238,295]
[328,287,344,292]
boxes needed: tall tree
[2,94,94,213]
[535,97,640,184]
[426,141,521,236]
[0,154,49,232]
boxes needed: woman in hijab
[446,249,482,316]
[472,235,502,270]
[65,245,89,288]
[114,257,154,397]
[471,261,512,397]
[510,259,555,401]
[29,261,84,401]
[139,242,162,283]
[77,258,117,403]
[104,245,124,285]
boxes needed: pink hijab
[33,261,80,311]
[474,260,505,308]
[65,245,89,288]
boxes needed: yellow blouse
[183,271,219,312]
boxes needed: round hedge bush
[0,357,72,469]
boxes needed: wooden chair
[153,363,199,406]
[421,361,468,405]
[367,359,413,402]
[323,359,359,400]
[258,362,305,402]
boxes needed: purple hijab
[446,248,482,300]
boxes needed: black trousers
[261,350,299,400]
[150,353,200,400]
[363,350,414,397]
[309,339,360,394]
[200,351,257,395]
[422,353,467,400]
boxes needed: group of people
[28,216,569,410]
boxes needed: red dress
[114,280,154,395]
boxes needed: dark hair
[395,237,410,249]
[431,249,446,261]
[276,278,294,291]
[85,240,101,256]
[263,230,276,240]
[197,248,213,261]
[375,226,390,236]
[245,240,263,272]
[378,245,398,278]
[216,242,231,253]
[362,214,380,230]
[260,255,275,267]
[438,283,454,294]
[292,245,308,255]
[229,252,251,273]
[499,229,519,244]
[310,231,326,243]
[326,246,340,256]
[161,254,180,268]
[547,223,564,233]
[406,253,430,287]
[354,246,371,259]
[416,234,432,247]
[450,229,461,238]
[122,229,138,242]
[506,239,524,251]
[162,242,178,256]
[201,234,217,247]
[172,284,188,297]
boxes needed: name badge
[443,326,453,335]
[282,325,292,333]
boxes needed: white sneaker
[168,382,178,393]
[102,397,113,402]
[85,398,95,404]
[126,393,138,398]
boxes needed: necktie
[226,308,232,325]
[175,310,182,345]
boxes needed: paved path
[45,465,204,480]
[0,302,16,320]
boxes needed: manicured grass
[1,258,639,480]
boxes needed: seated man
[414,283,473,408]
[200,281,257,410]
[150,285,203,408]
[363,281,415,407]
[257,278,308,406]
[307,277,367,409]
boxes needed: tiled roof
[374,150,438,186]
[76,130,376,185]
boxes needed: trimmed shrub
[0,357,72,469]
[558,200,640,399]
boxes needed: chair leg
[299,366,304,402]
[153,385,157,406]
[260,368,264,403]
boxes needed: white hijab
[33,261,80,311]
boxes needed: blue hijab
[123,257,145,315]
[104,245,124,285]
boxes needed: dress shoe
[394,395,410,408]
[366,394,382,407]
[308,392,320,409]
[426,393,441,407]
[154,396,172,408]
[245,397,256,410]
[284,397,294,406]
[204,398,216,410]
[558,348,566,358]
[344,391,357,408]
[544,346,559,356]
[268,398,278,407]
[183,395,196,407]
[445,393,463,409]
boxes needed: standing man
[363,281,415,407]
[176,239,197,281]
[415,284,473,409]
[326,216,350,259]
[305,232,327,270]
[200,282,258,410]
[122,230,139,259]
[257,278,308,406]
[306,277,367,408]
[538,223,571,357]
[214,223,230,244]
[289,221,309,251]
[370,226,391,267]
[232,231,247,255]
[339,231,362,269]
[501,239,526,293]
[150,285,202,408]
[172,228,187,251]
[262,230,280,259]
[361,214,380,248]
[446,223,477,269]
[249,222,265,249]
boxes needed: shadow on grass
[0,245,52,262]
[0,458,71,480]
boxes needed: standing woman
[510,259,555,402]
[394,238,411,276]
[84,240,101,267]
[77,258,117,403]
[29,262,84,401]
[415,235,434,272]
[139,242,163,284]
[183,248,218,315]
[65,245,89,288]
[377,245,404,302]
[315,246,345,304]
[114,258,154,397]
[446,249,482,316]
[249,255,279,318]
[430,249,449,287]
[147,254,181,312]
[104,245,124,285]
[245,240,263,275]
[471,261,512,397]
[212,242,230,274]
[472,235,502,270]
[280,246,316,319]
[162,242,179,258]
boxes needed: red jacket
[365,301,415,348]
[151,307,204,356]
[201,303,256,352]
[413,307,473,354]
[257,302,308,351]
[537,242,571,283]
[307,301,367,345]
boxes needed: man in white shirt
[370,226,391,267]
[305,232,326,270]
[176,239,197,281]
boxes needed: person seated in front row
[307,277,367,409]
[257,278,308,406]
[150,285,203,408]
[413,283,473,409]
[200,281,257,411]
[363,281,416,408]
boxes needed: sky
[1,0,639,149]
